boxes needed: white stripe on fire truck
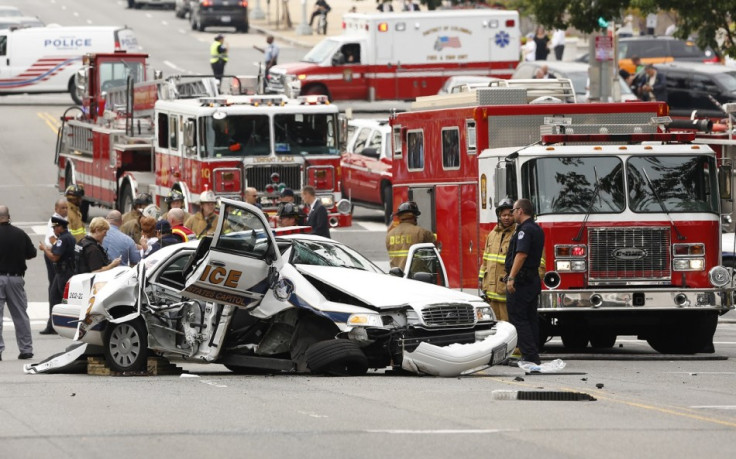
[301,68,512,82]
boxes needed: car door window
[216,204,272,258]
[155,252,194,290]
[669,40,705,58]
[636,41,667,58]
[407,247,447,287]
[691,73,721,110]
[352,128,371,154]
[362,130,382,157]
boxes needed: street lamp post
[296,0,312,36]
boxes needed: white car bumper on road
[400,321,518,377]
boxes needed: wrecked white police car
[41,199,516,377]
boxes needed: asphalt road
[2,1,736,457]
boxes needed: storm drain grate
[493,390,596,401]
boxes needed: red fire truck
[54,52,351,227]
[390,85,734,353]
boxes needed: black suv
[190,0,248,33]
[654,63,736,119]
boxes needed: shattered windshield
[302,39,341,63]
[522,156,625,215]
[273,113,339,155]
[201,115,270,158]
[289,239,383,273]
[627,155,718,213]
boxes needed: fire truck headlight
[475,305,495,322]
[556,261,571,271]
[708,266,731,287]
[571,261,586,271]
[319,195,335,208]
[673,258,705,271]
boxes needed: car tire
[646,312,717,354]
[306,340,368,376]
[382,184,392,226]
[104,318,149,373]
[190,15,197,30]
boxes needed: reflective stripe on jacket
[479,223,515,302]
[67,203,86,242]
[385,221,435,269]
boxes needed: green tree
[515,0,736,58]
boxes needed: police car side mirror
[388,267,404,277]
[412,272,434,284]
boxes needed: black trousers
[507,276,541,364]
[48,271,73,329]
[211,60,226,82]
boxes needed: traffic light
[598,17,609,28]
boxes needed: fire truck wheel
[647,312,717,354]
[589,333,617,349]
[382,185,392,226]
[560,332,589,350]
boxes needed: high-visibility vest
[210,41,228,63]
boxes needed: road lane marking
[366,429,517,434]
[38,112,60,134]
[163,60,193,74]
[297,410,328,418]
[690,406,736,410]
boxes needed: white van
[0,26,139,103]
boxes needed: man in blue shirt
[103,210,141,266]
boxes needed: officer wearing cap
[210,34,228,83]
[277,203,300,227]
[278,188,306,225]
[37,215,76,335]
[385,201,435,270]
[479,198,516,322]
[64,185,86,242]
[0,205,36,359]
[505,198,545,365]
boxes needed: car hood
[271,62,322,74]
[295,264,481,309]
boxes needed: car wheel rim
[109,324,141,368]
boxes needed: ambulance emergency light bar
[541,132,696,145]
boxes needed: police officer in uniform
[64,185,86,242]
[479,198,516,322]
[210,34,228,83]
[37,216,76,335]
[385,201,434,270]
[505,198,545,365]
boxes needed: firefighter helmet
[396,201,421,216]
[142,204,160,220]
[64,184,85,198]
[134,193,153,207]
[495,198,514,216]
[165,190,185,204]
[199,190,217,204]
[277,203,299,219]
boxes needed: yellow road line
[485,376,736,429]
[37,112,60,134]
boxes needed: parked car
[0,6,23,17]
[577,36,719,76]
[654,62,736,119]
[340,118,393,225]
[174,0,195,18]
[190,0,249,33]
[129,0,175,9]
[39,200,516,377]
[512,61,638,103]
[437,76,499,94]
[0,16,44,30]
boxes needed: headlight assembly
[347,313,383,327]
[476,305,495,322]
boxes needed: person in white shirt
[551,29,566,61]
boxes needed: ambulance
[267,10,520,101]
[0,26,139,103]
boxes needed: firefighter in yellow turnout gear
[479,198,516,321]
[64,185,86,242]
[386,201,435,270]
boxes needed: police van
[0,26,139,103]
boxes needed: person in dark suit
[637,64,667,102]
[302,186,330,238]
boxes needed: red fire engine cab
[390,84,734,353]
[55,52,351,226]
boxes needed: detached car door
[183,199,283,309]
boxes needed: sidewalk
[247,0,402,49]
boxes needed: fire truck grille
[588,227,671,283]
[421,303,476,327]
[245,165,302,192]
